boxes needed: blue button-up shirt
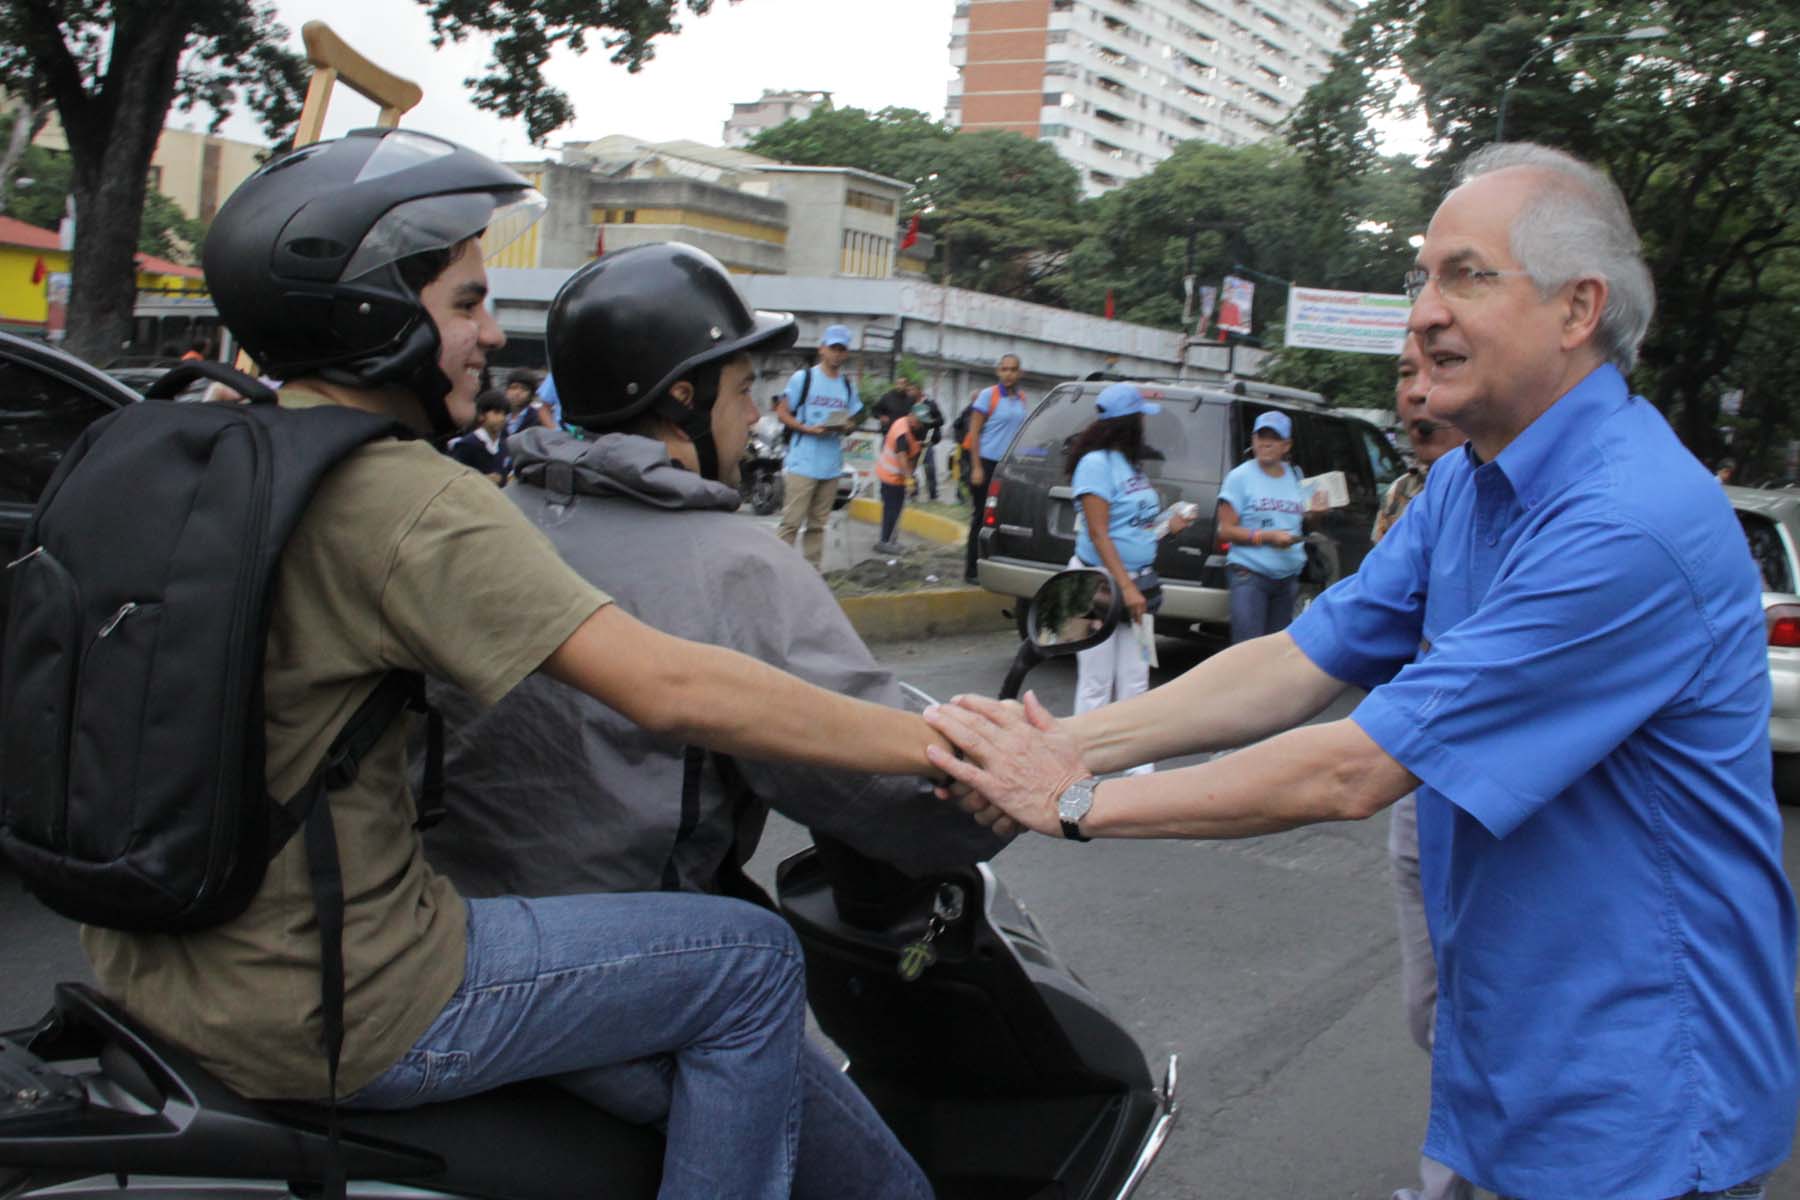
[1291,365,1798,1198]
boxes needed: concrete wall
[523,165,790,274]
[488,267,1264,421]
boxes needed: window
[1357,424,1405,491]
[1740,513,1794,593]
[846,190,897,216]
[0,359,121,506]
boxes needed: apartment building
[948,0,1354,194]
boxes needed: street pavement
[3,626,1797,1198]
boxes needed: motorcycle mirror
[998,569,1122,701]
[1027,569,1122,655]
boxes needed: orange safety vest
[876,416,922,485]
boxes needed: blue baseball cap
[1095,383,1160,419]
[821,323,853,348]
[1253,410,1292,438]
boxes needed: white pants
[1069,556,1154,775]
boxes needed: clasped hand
[924,692,1088,839]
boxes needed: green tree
[747,105,953,187]
[419,0,735,145]
[1286,0,1800,464]
[751,106,1085,303]
[2,1,727,364]
[1059,141,1427,336]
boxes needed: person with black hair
[425,241,998,1198]
[504,367,555,435]
[1063,383,1190,754]
[448,388,512,484]
[83,129,955,1200]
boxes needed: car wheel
[1774,754,1800,806]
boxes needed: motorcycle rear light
[1769,604,1800,647]
[983,478,1002,528]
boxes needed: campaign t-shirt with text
[1072,449,1161,573]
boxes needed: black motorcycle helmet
[203,127,545,433]
[547,242,797,480]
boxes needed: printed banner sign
[1284,285,1411,356]
[1218,276,1254,336]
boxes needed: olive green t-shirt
[81,405,608,1100]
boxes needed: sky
[212,0,962,157]
[210,1,1427,162]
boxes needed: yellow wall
[0,244,203,327]
[592,206,788,246]
[0,245,68,324]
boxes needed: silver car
[1726,485,1800,803]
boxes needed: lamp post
[1495,24,1667,142]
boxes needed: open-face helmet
[202,127,544,432]
[547,242,797,479]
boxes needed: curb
[845,497,967,545]
[838,586,1016,643]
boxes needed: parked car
[974,376,1406,641]
[0,332,141,636]
[1726,485,1800,804]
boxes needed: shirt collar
[1485,363,1629,509]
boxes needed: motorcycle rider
[423,242,1003,1195]
[79,129,952,1200]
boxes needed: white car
[1726,485,1800,803]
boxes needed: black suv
[975,376,1406,640]
[0,332,140,634]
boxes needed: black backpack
[0,363,442,1178]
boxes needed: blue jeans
[347,893,929,1200]
[1227,564,1299,643]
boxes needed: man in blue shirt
[923,143,1798,1199]
[775,323,862,568]
[963,352,1030,583]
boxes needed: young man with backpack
[774,323,861,568]
[2,129,950,1200]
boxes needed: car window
[1357,424,1406,490]
[0,358,120,505]
[1737,511,1795,593]
[1286,411,1372,502]
[1009,386,1222,483]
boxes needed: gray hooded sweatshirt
[422,427,1002,898]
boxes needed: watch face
[1058,778,1095,824]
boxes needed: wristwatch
[1056,776,1098,842]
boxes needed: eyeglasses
[1403,265,1532,302]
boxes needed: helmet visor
[341,187,546,283]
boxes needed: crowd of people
[37,123,1798,1200]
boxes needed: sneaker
[873,540,903,554]
[962,571,979,585]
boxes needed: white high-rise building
[948,0,1354,195]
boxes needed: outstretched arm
[543,603,948,777]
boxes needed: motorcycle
[739,414,786,516]
[0,570,1175,1200]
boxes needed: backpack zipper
[97,602,139,638]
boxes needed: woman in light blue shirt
[1066,384,1191,768]
[1216,410,1322,643]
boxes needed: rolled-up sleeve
[1351,514,1708,838]
[1289,477,1434,690]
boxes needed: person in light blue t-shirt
[774,323,863,567]
[1216,410,1324,643]
[963,353,1031,583]
[1066,383,1191,764]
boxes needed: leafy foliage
[0,2,306,359]
[750,106,1085,303]
[418,0,731,145]
[1286,0,1800,471]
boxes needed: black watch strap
[1060,817,1091,842]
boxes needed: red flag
[899,212,921,252]
[594,227,605,258]
[1104,288,1115,320]
[30,256,45,284]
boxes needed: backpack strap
[271,669,437,1200]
